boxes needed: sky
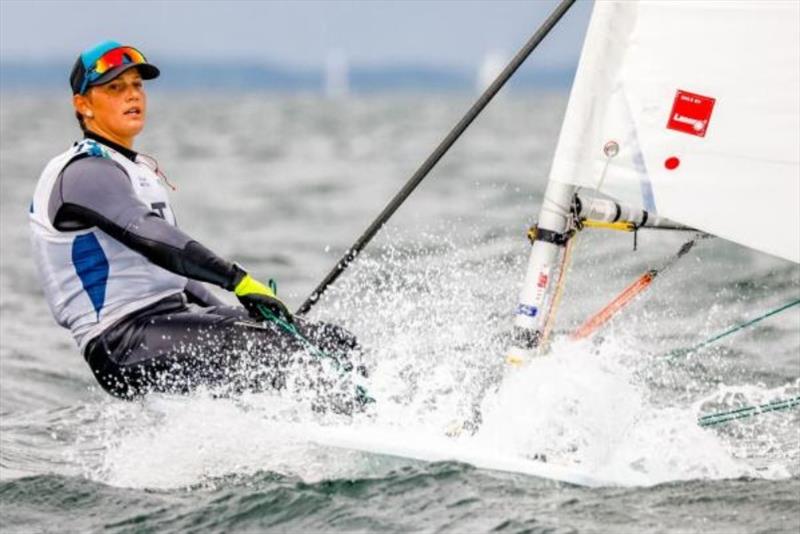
[0,0,592,69]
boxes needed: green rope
[256,304,375,404]
[666,298,800,359]
[662,299,800,427]
[257,304,340,368]
[698,396,800,427]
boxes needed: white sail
[548,0,800,263]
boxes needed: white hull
[308,426,610,487]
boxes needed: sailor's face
[77,69,147,147]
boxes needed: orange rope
[571,270,656,340]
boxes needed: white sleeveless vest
[29,139,188,352]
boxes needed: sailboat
[310,0,799,486]
[509,0,799,360]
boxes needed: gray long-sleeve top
[49,134,239,307]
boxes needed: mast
[506,0,616,361]
[508,181,576,361]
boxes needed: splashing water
[474,338,760,486]
[68,228,798,491]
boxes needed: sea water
[1,92,798,533]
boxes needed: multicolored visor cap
[70,40,159,95]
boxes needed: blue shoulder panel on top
[71,233,109,318]
[74,139,110,160]
[87,142,106,158]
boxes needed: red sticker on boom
[667,90,716,137]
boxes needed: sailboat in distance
[509,0,800,360]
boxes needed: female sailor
[28,41,362,407]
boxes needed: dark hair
[75,110,87,132]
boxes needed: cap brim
[90,63,160,88]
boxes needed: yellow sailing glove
[234,272,293,323]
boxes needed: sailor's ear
[72,92,94,119]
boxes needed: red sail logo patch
[667,90,716,137]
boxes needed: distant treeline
[0,60,575,93]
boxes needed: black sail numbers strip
[297,0,579,315]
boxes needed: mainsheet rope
[256,305,341,368]
[256,304,374,404]
[665,298,800,359]
[698,396,800,427]
[667,298,800,427]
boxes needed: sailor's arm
[184,279,225,307]
[51,156,291,320]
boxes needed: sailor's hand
[234,272,293,323]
